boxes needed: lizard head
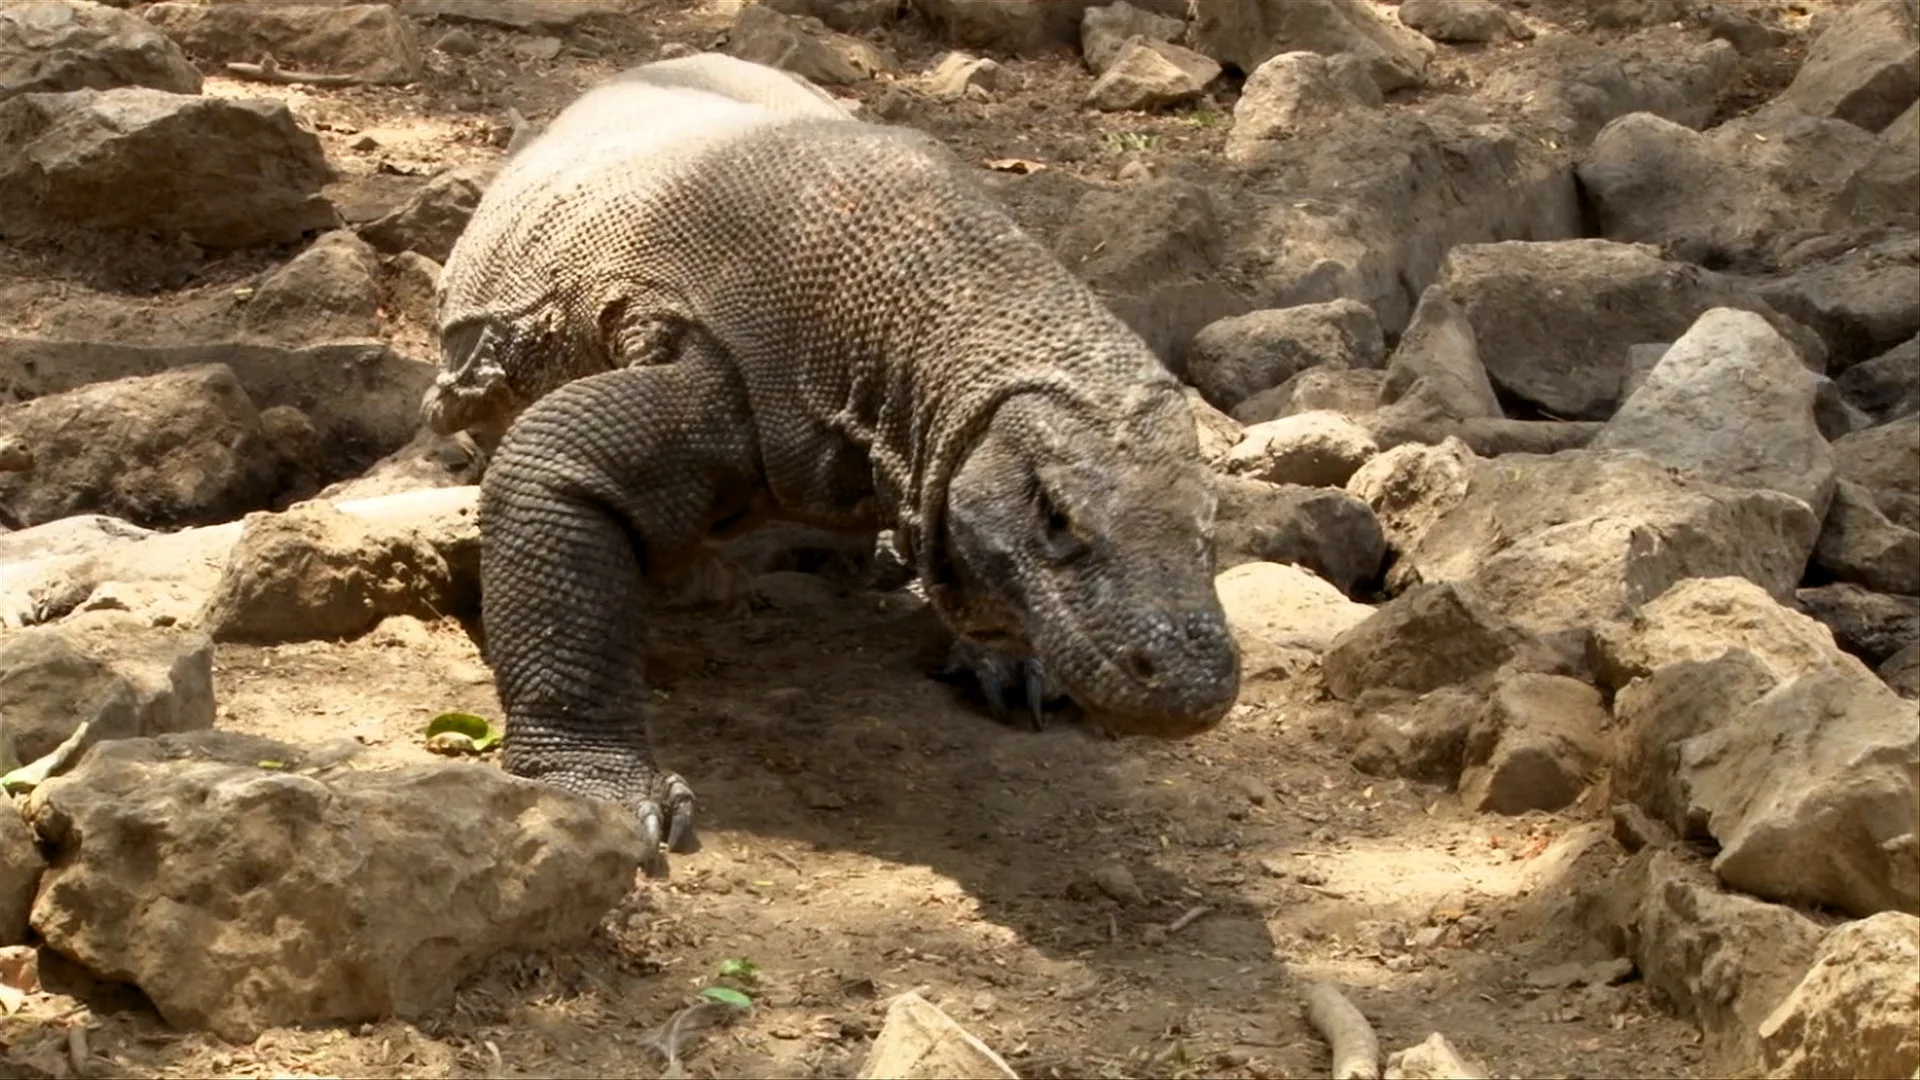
[421,316,524,436]
[938,383,1240,739]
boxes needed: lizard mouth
[1034,604,1240,740]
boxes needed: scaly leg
[478,352,764,877]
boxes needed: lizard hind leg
[478,355,764,877]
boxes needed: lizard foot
[940,639,1070,731]
[632,770,698,878]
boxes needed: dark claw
[633,771,697,878]
[941,639,1066,732]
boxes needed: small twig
[66,1025,89,1077]
[1166,904,1212,935]
[766,848,802,874]
[225,57,365,87]
[1304,981,1380,1080]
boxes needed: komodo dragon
[425,54,1241,875]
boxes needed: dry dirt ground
[0,1,1782,1076]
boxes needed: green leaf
[698,986,753,1010]
[717,958,760,981]
[425,711,501,752]
[258,760,288,770]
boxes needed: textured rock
[1373,450,1822,636]
[912,0,1185,54]
[1226,50,1380,160]
[1348,685,1481,784]
[242,230,383,345]
[1345,437,1474,562]
[1215,561,1372,682]
[396,0,633,30]
[1758,912,1920,1079]
[357,164,493,262]
[1368,283,1503,443]
[1835,335,1920,424]
[1592,308,1834,517]
[1190,0,1434,92]
[1831,416,1920,532]
[26,731,642,1042]
[1481,33,1738,145]
[1322,582,1525,701]
[1815,479,1920,595]
[1578,110,1880,270]
[1213,478,1386,596]
[1831,100,1919,230]
[918,51,1013,100]
[1796,583,1920,667]
[1598,849,1825,1069]
[1612,649,1781,832]
[1233,366,1387,425]
[1770,0,1920,133]
[0,0,201,101]
[0,87,336,248]
[1186,301,1384,412]
[725,3,890,86]
[1396,0,1525,44]
[1439,240,1823,420]
[143,2,424,85]
[1760,235,1920,373]
[0,615,213,763]
[0,805,44,947]
[1079,0,1183,74]
[1222,410,1378,488]
[1086,38,1219,111]
[196,501,456,644]
[0,365,279,529]
[858,991,1018,1080]
[1594,576,1874,693]
[1459,673,1607,815]
[1679,669,1919,917]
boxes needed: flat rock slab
[26,731,643,1042]
[0,0,202,101]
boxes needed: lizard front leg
[478,352,764,877]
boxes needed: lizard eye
[1035,485,1087,564]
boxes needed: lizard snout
[1080,607,1240,739]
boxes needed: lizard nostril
[1124,649,1158,682]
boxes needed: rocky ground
[0,0,1917,1078]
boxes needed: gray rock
[317,429,485,502]
[1830,100,1919,230]
[0,805,42,947]
[763,0,903,35]
[1594,849,1825,1068]
[0,513,150,565]
[1367,283,1503,444]
[1232,366,1386,425]
[1796,583,1920,666]
[1080,0,1183,75]
[1396,0,1525,44]
[0,87,337,249]
[0,615,214,763]
[1347,685,1481,784]
[1344,436,1474,558]
[1813,479,1920,596]
[357,164,493,263]
[0,365,280,529]
[195,500,457,644]
[1215,561,1372,682]
[1593,575,1873,694]
[1366,448,1823,637]
[1578,110,1881,270]
[913,0,1186,54]
[1678,668,1919,916]
[396,0,633,30]
[725,3,890,86]
[25,730,643,1042]
[1481,34,1737,144]
[1592,307,1835,518]
[1836,335,1920,423]
[242,230,383,345]
[1770,0,1919,133]
[1086,38,1219,111]
[1190,0,1434,92]
[917,52,1013,101]
[1759,234,1920,370]
[142,2,424,85]
[1459,673,1607,815]
[1757,912,1920,1080]
[1186,300,1384,412]
[1440,239,1824,420]
[1831,415,1920,531]
[1881,641,1920,698]
[1213,477,1386,596]
[1226,50,1380,161]
[0,0,201,101]
[1322,582,1527,701]
[1611,649,1781,831]
[1221,410,1378,488]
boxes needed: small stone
[434,28,479,55]
[1088,862,1147,906]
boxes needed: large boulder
[1321,582,1530,702]
[1834,335,1920,424]
[1438,240,1822,420]
[0,804,42,947]
[26,731,643,1042]
[0,0,201,101]
[357,163,493,262]
[0,365,281,529]
[1768,0,1919,133]
[912,0,1182,54]
[1757,912,1920,1079]
[1795,582,1920,668]
[1213,477,1386,596]
[142,2,424,85]
[1184,300,1383,412]
[1354,446,1822,637]
[1594,576,1873,693]
[1758,234,1920,372]
[0,86,337,248]
[724,3,891,86]
[0,613,214,763]
[1591,307,1834,518]
[1830,99,1919,230]
[1079,1,1183,75]
[1480,33,1738,145]
[1367,284,1502,441]
[1578,110,1881,270]
[1214,561,1372,682]
[1457,672,1607,815]
[1220,410,1378,488]
[241,229,383,345]
[1831,416,1920,531]
[1813,479,1920,596]
[1225,50,1380,161]
[1085,38,1219,112]
[1189,0,1434,91]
